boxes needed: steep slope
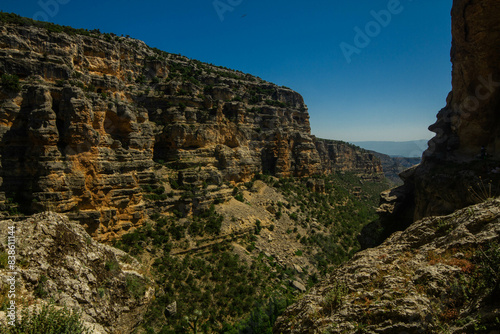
[0,13,383,241]
[113,172,390,333]
[274,198,500,333]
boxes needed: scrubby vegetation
[0,304,92,334]
[0,74,21,93]
[143,245,299,333]
[113,171,389,333]
[0,11,103,37]
[263,172,389,272]
[115,218,303,333]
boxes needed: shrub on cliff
[0,304,92,334]
[0,74,21,93]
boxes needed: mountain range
[352,139,429,158]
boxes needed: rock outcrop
[0,212,153,333]
[274,198,500,333]
[0,14,382,240]
[414,0,500,218]
[365,0,500,243]
[427,0,500,162]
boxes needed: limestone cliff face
[314,138,383,177]
[427,0,500,161]
[369,0,500,241]
[0,17,381,240]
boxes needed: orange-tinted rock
[0,19,382,240]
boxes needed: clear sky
[1,0,453,142]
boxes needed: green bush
[34,275,48,298]
[234,193,244,202]
[126,274,147,300]
[0,252,7,269]
[0,74,21,93]
[265,99,286,108]
[104,260,119,272]
[0,304,92,333]
[321,281,348,314]
[135,74,147,84]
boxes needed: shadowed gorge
[275,0,500,332]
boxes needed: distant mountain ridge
[352,140,429,158]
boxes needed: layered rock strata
[314,138,384,177]
[0,16,382,240]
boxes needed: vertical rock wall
[0,18,383,240]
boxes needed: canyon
[1,0,499,332]
[276,0,500,332]
[0,15,382,242]
[0,12,388,333]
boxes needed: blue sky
[1,0,453,141]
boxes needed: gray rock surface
[0,212,153,333]
[274,199,500,333]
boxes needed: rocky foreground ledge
[0,212,153,333]
[274,198,500,334]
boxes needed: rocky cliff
[0,212,153,333]
[427,0,500,162]
[417,0,500,216]
[314,139,383,178]
[0,13,382,241]
[366,0,500,243]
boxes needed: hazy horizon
[351,139,429,157]
[0,0,453,142]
